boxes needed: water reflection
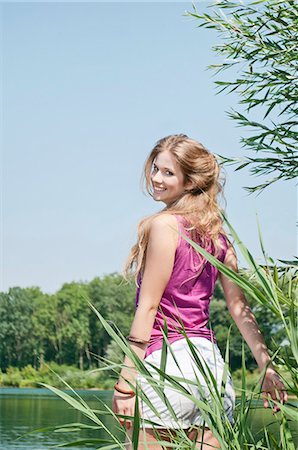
[0,388,124,449]
[0,388,297,449]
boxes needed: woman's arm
[117,214,178,389]
[113,214,178,429]
[219,245,272,371]
[219,244,288,409]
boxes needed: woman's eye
[152,165,173,176]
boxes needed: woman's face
[150,150,188,206]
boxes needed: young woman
[112,134,288,449]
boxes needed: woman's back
[135,214,229,358]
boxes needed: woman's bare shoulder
[149,214,179,244]
[150,213,179,229]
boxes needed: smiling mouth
[153,186,167,192]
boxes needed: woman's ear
[184,178,195,190]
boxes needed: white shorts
[136,337,235,430]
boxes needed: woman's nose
[152,171,163,184]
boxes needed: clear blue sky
[2,2,296,294]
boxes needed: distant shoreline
[0,385,109,391]
[0,386,296,401]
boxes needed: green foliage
[4,367,22,387]
[88,273,135,362]
[0,270,291,378]
[211,270,294,372]
[0,274,136,373]
[211,284,256,371]
[186,0,298,192]
[0,362,106,389]
[53,282,91,368]
[0,287,43,369]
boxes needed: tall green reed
[32,218,297,449]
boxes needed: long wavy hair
[123,134,229,285]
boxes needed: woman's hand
[261,367,288,413]
[112,390,140,430]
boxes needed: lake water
[0,388,297,449]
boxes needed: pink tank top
[135,214,229,358]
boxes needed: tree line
[0,271,286,373]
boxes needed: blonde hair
[123,134,228,285]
